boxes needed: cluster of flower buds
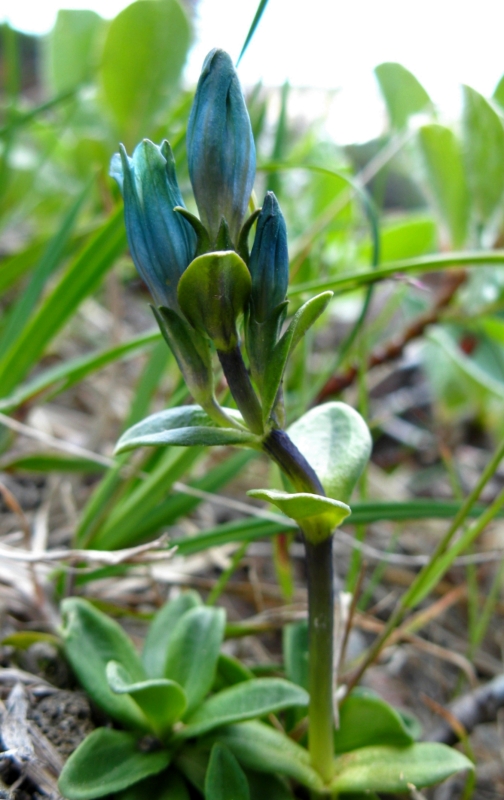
[110,50,308,437]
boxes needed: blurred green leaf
[462,85,504,226]
[334,688,415,753]
[359,215,436,263]
[375,62,431,129]
[99,0,191,145]
[46,10,104,93]
[205,744,249,800]
[142,591,202,679]
[418,124,470,247]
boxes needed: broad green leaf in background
[58,728,171,800]
[163,606,226,716]
[142,591,202,679]
[60,598,147,729]
[331,743,472,793]
[334,688,415,753]
[462,85,504,227]
[99,0,191,145]
[115,406,256,453]
[418,124,470,247]
[359,215,436,264]
[205,745,250,800]
[178,679,309,739]
[46,10,104,93]
[287,402,372,503]
[375,62,432,129]
[116,772,190,800]
[246,771,295,800]
[283,620,309,690]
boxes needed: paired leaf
[248,489,350,538]
[334,688,415,753]
[331,743,472,793]
[178,679,309,739]
[287,402,372,503]
[115,405,256,453]
[262,292,333,421]
[60,598,147,729]
[58,728,171,800]
[106,661,187,736]
[205,744,249,800]
[142,592,202,679]
[164,606,226,716]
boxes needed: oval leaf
[142,591,202,679]
[375,62,431,129]
[248,489,350,530]
[60,598,147,730]
[164,606,226,717]
[331,743,472,793]
[115,405,256,453]
[179,678,309,739]
[106,661,187,735]
[205,744,250,800]
[334,688,415,753]
[287,402,372,503]
[58,728,171,800]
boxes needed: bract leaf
[106,661,187,736]
[178,678,309,739]
[164,606,226,716]
[142,591,202,679]
[287,402,372,503]
[334,688,415,753]
[262,292,333,421]
[58,728,171,800]
[247,489,350,533]
[178,251,252,351]
[205,744,250,800]
[60,598,147,729]
[205,721,323,791]
[331,743,472,793]
[115,405,257,453]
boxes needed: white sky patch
[3,0,504,143]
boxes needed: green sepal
[248,488,350,543]
[331,743,473,793]
[58,728,171,800]
[115,405,258,453]
[205,744,250,800]
[237,208,261,264]
[176,678,309,740]
[245,301,288,396]
[177,251,251,351]
[262,292,333,422]
[288,401,372,503]
[106,661,187,737]
[60,598,148,730]
[174,206,211,256]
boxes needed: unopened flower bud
[248,192,289,322]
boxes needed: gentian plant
[58,50,472,799]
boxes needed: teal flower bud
[248,192,289,322]
[187,49,256,245]
[110,139,196,310]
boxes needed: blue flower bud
[187,49,256,245]
[248,192,289,322]
[110,139,196,310]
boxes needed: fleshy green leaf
[99,0,191,146]
[178,251,252,351]
[247,489,350,532]
[58,729,171,800]
[262,292,333,421]
[106,661,187,736]
[287,402,372,503]
[418,125,470,248]
[331,743,472,793]
[60,598,147,729]
[214,653,254,689]
[334,688,415,753]
[462,85,504,225]
[115,405,256,453]
[164,606,226,716]
[205,744,250,800]
[205,721,323,791]
[178,679,309,739]
[247,771,294,800]
[142,592,202,679]
[375,62,431,129]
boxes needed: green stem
[217,346,263,435]
[305,536,335,786]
